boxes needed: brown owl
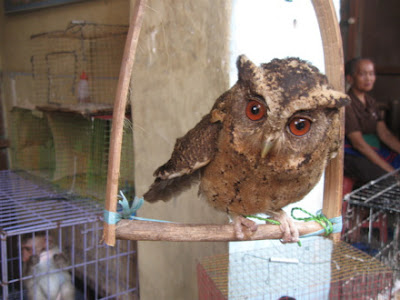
[144,55,350,242]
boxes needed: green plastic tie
[290,207,333,236]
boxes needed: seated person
[344,58,400,188]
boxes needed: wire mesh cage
[0,170,138,300]
[342,169,400,280]
[9,109,134,203]
[197,237,393,299]
[31,21,128,106]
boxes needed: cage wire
[0,170,138,300]
[9,109,134,203]
[342,169,400,280]
[6,21,134,203]
[31,21,128,106]
[197,237,394,300]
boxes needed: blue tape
[103,210,121,225]
[103,192,145,225]
[300,215,343,238]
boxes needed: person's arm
[376,121,400,153]
[347,130,395,173]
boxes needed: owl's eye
[246,100,266,121]
[288,117,311,136]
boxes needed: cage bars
[0,170,138,299]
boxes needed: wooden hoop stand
[103,0,345,246]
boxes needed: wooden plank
[36,103,114,118]
[312,0,345,241]
[116,220,325,242]
[103,0,147,246]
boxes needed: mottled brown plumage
[144,55,350,241]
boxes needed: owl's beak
[261,139,276,158]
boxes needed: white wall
[228,1,340,298]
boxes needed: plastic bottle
[77,71,90,103]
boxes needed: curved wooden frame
[103,0,345,246]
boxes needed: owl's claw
[232,215,258,240]
[269,210,299,243]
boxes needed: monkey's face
[21,236,49,263]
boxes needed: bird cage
[342,169,400,279]
[30,21,128,106]
[8,110,135,203]
[0,170,138,300]
[197,237,394,299]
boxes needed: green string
[245,215,281,225]
[246,208,334,246]
[290,207,333,236]
[246,214,301,246]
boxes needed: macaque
[21,232,75,300]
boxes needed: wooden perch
[116,220,325,242]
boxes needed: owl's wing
[144,114,221,202]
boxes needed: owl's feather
[144,114,221,202]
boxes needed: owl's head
[211,55,350,168]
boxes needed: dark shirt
[345,89,383,136]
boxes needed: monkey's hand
[53,252,69,268]
[28,254,40,266]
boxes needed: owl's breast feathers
[199,127,327,215]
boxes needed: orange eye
[288,117,311,136]
[246,100,266,121]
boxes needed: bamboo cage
[102,0,346,246]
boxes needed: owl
[144,55,350,242]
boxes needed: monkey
[21,232,75,300]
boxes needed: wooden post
[312,0,346,241]
[103,0,146,246]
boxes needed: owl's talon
[269,210,299,243]
[232,215,258,240]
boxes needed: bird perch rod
[116,220,325,242]
[103,0,146,246]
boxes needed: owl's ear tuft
[327,90,351,108]
[211,108,225,123]
[317,88,351,109]
[237,55,261,83]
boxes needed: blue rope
[103,191,172,225]
[103,210,121,225]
